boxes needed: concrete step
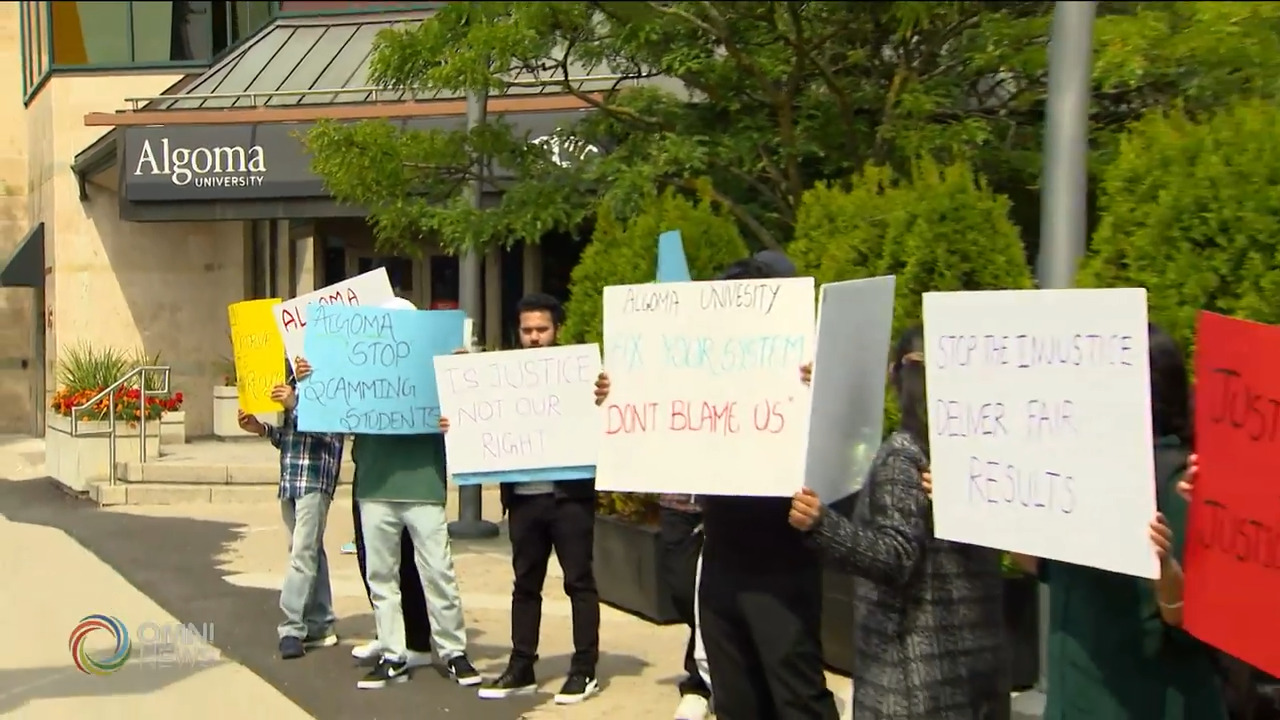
[90,482,353,507]
[115,461,356,485]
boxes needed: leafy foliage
[1077,98,1280,357]
[560,189,748,344]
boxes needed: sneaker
[477,664,538,699]
[554,674,600,705]
[674,693,711,720]
[351,640,382,661]
[304,631,338,649]
[447,654,482,686]
[279,636,305,660]
[341,542,357,555]
[357,657,410,689]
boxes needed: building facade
[1,1,597,438]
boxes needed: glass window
[51,1,131,65]
[47,1,274,67]
[21,1,52,93]
[33,2,48,77]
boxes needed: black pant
[352,472,433,653]
[507,492,599,676]
[699,548,838,720]
[660,506,711,699]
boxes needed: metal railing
[70,366,172,487]
[121,74,633,110]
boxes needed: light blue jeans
[278,491,336,640]
[360,500,467,661]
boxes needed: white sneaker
[674,693,711,720]
[351,640,382,661]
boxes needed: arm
[811,450,930,587]
[1153,469,1191,627]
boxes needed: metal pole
[1015,3,1096,719]
[448,86,501,541]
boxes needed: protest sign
[296,304,465,434]
[923,288,1158,579]
[273,267,394,362]
[656,230,692,282]
[1184,312,1280,676]
[227,298,286,414]
[804,276,896,502]
[435,344,603,474]
[596,277,815,496]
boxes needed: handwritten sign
[1184,312,1280,676]
[296,304,465,434]
[596,277,815,496]
[924,288,1158,579]
[434,344,603,474]
[273,267,395,362]
[805,276,896,502]
[228,299,286,414]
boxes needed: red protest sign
[1184,311,1280,676]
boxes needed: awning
[0,223,45,288]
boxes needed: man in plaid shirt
[238,367,345,660]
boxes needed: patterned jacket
[811,432,1007,719]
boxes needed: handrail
[121,74,633,109]
[70,366,172,487]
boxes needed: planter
[45,414,160,493]
[1004,573,1041,691]
[213,385,280,438]
[594,514,680,624]
[821,567,857,675]
[160,411,186,445]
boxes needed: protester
[440,292,601,705]
[237,367,343,661]
[789,326,1009,719]
[294,297,479,691]
[596,252,839,720]
[1006,324,1226,719]
[658,493,714,720]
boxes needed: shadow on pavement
[0,478,657,719]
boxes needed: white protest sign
[805,276,896,502]
[273,267,395,362]
[434,344,603,473]
[597,278,816,496]
[923,288,1158,579]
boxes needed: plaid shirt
[264,408,344,500]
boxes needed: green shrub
[1078,99,1280,357]
[790,159,1033,428]
[560,188,750,345]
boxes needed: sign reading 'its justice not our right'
[923,288,1159,579]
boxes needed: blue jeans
[278,491,336,639]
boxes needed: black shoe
[357,657,410,689]
[477,664,538,699]
[447,654,482,686]
[279,636,305,660]
[554,674,600,705]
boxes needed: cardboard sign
[227,299,286,414]
[924,288,1159,579]
[296,304,465,434]
[595,277,816,496]
[273,267,395,362]
[1184,311,1280,676]
[804,276,896,502]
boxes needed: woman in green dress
[1015,324,1226,719]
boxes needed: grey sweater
[811,431,1009,719]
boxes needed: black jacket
[499,477,596,513]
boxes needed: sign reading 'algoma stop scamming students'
[923,288,1159,579]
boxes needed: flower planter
[593,514,680,624]
[1004,573,1041,691]
[160,411,187,446]
[213,385,280,438]
[45,414,160,493]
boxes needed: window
[21,2,51,95]
[45,2,273,67]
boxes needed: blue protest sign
[452,466,596,486]
[296,303,465,434]
[656,230,692,283]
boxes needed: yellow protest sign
[228,299,286,414]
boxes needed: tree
[305,2,1280,255]
[1077,98,1280,357]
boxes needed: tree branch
[669,176,781,251]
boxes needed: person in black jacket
[440,292,601,705]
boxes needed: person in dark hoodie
[440,292,602,705]
[595,251,840,720]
